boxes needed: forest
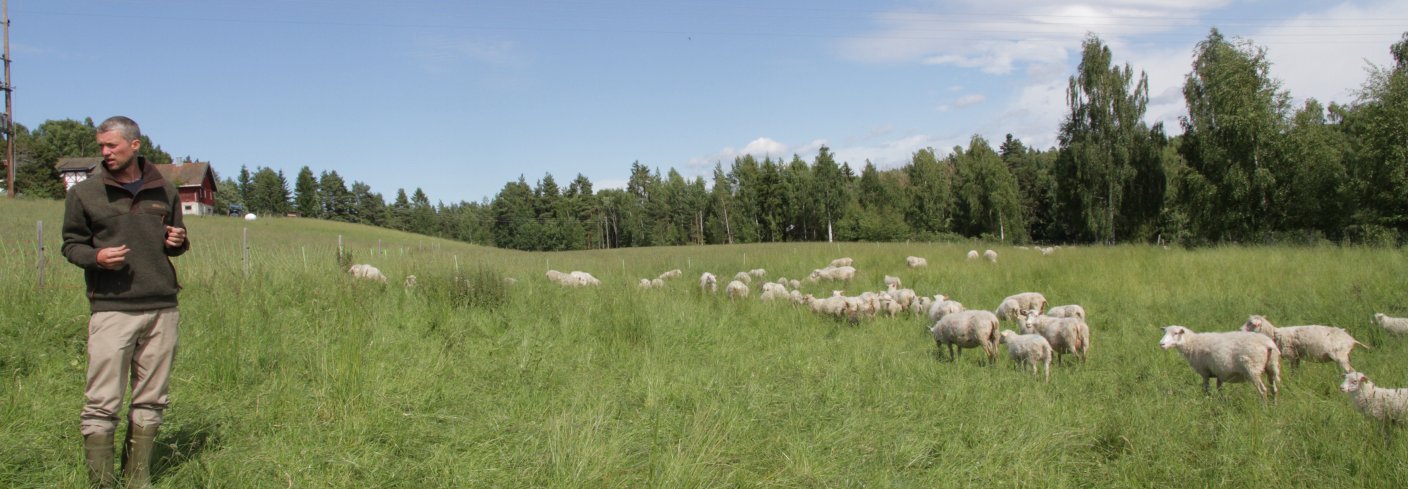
[6,30,1407,250]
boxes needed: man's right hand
[96,245,129,270]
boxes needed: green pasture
[3,198,1407,487]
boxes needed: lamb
[699,272,718,293]
[883,275,902,289]
[349,264,387,283]
[829,257,854,267]
[1158,325,1281,403]
[1021,313,1091,364]
[1374,313,1408,335]
[995,292,1047,323]
[1000,330,1053,382]
[638,278,665,289]
[725,280,750,299]
[1045,304,1087,320]
[1340,372,1408,443]
[748,268,766,278]
[884,284,917,310]
[809,294,854,318]
[568,271,601,286]
[906,256,928,268]
[966,250,980,260]
[807,265,856,282]
[733,271,753,284]
[759,282,789,301]
[929,310,1002,365]
[927,298,965,322]
[983,249,998,263]
[657,269,683,280]
[1240,315,1366,373]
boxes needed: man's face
[97,130,140,174]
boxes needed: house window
[184,204,192,211]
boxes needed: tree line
[6,29,1406,249]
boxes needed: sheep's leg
[1202,376,1212,395]
[1251,377,1268,404]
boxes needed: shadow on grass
[151,419,222,482]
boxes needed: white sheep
[1240,315,1367,373]
[1373,313,1408,335]
[1000,330,1053,382]
[884,284,918,310]
[983,249,998,263]
[748,268,766,278]
[1021,313,1091,364]
[638,278,664,289]
[906,256,928,268]
[883,275,902,289]
[995,292,1047,323]
[930,310,1001,365]
[927,299,965,322]
[1340,372,1408,443]
[1159,326,1281,403]
[829,257,854,267]
[1040,246,1056,256]
[349,264,387,283]
[699,272,718,293]
[809,294,854,318]
[732,271,752,284]
[402,274,417,288]
[789,290,811,306]
[759,282,789,301]
[568,271,601,286]
[1045,304,1087,320]
[966,250,980,260]
[807,265,856,282]
[725,280,750,299]
[789,279,802,290]
[657,269,683,280]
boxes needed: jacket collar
[99,157,168,192]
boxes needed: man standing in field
[62,116,188,488]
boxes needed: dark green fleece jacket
[62,158,190,312]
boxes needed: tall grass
[3,198,1407,487]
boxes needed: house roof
[55,157,102,172]
[154,162,217,192]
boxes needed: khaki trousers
[80,307,179,436]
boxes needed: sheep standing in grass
[966,250,980,260]
[1045,304,1087,320]
[1159,325,1281,403]
[983,249,998,263]
[726,280,750,299]
[658,269,683,280]
[349,264,388,283]
[930,310,1001,365]
[810,294,854,318]
[403,275,417,289]
[883,275,902,289]
[995,292,1047,323]
[1240,315,1366,373]
[807,265,856,283]
[568,271,601,286]
[1340,372,1408,443]
[733,271,753,284]
[1021,312,1090,364]
[829,257,854,267]
[1000,330,1053,382]
[1374,313,1408,335]
[748,268,766,278]
[906,256,928,268]
[700,272,718,293]
[759,282,789,301]
[928,298,965,322]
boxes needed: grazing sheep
[906,256,928,268]
[759,282,790,301]
[725,280,750,299]
[995,292,1047,323]
[1241,315,1367,373]
[883,275,902,289]
[638,278,665,289]
[930,310,1002,365]
[789,279,802,290]
[983,249,998,263]
[810,294,854,318]
[1040,246,1056,256]
[403,275,417,289]
[829,257,854,267]
[807,266,857,283]
[1374,313,1408,335]
[912,295,935,316]
[1021,313,1091,364]
[884,284,918,309]
[748,268,766,278]
[1340,372,1408,443]
[1045,304,1087,320]
[568,271,601,286]
[699,272,718,293]
[733,271,753,284]
[1159,326,1281,403]
[928,299,965,322]
[657,269,683,280]
[1000,330,1053,382]
[789,290,811,306]
[349,264,387,283]
[966,250,980,260]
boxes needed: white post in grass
[35,220,45,288]
[301,246,307,271]
[454,255,459,275]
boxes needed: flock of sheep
[346,247,1408,440]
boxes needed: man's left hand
[165,226,186,248]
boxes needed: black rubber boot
[120,423,158,488]
[84,432,116,489]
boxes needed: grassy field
[4,197,1408,488]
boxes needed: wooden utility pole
[3,0,13,198]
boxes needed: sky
[13,0,1407,204]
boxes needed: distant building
[55,157,220,216]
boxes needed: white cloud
[686,137,792,172]
[740,137,788,157]
[954,94,987,108]
[1252,0,1407,106]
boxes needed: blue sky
[15,0,1407,204]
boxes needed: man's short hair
[96,116,142,142]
